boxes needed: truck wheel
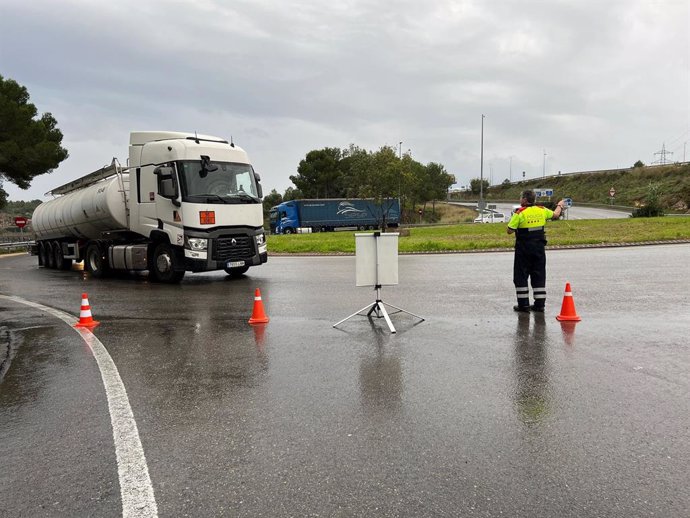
[150,243,185,283]
[38,242,49,267]
[224,265,249,278]
[53,241,72,270]
[86,243,110,278]
[284,227,294,234]
[45,242,57,269]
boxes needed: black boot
[513,305,530,313]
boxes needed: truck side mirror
[154,166,181,206]
[254,172,263,198]
[200,155,218,178]
[160,177,176,197]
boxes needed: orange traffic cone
[556,283,581,322]
[248,288,269,325]
[75,292,100,328]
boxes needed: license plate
[227,260,245,268]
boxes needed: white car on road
[474,212,506,223]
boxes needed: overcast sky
[1,0,689,202]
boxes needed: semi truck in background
[32,131,267,283]
[269,198,400,234]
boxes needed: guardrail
[0,241,35,252]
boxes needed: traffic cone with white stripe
[75,292,100,328]
[248,288,269,325]
[556,283,581,322]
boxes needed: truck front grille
[212,236,255,261]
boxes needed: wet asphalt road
[1,245,689,517]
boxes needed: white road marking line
[0,295,158,518]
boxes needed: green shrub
[631,182,664,217]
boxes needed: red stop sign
[14,217,28,228]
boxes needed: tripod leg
[376,302,397,333]
[366,302,382,318]
[333,303,377,328]
[381,302,425,322]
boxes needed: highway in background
[452,201,631,220]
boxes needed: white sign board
[355,233,399,287]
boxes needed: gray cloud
[1,0,688,200]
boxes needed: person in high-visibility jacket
[507,190,565,312]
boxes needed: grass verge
[267,217,690,254]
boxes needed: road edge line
[0,294,158,518]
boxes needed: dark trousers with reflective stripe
[513,237,547,308]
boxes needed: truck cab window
[177,161,260,203]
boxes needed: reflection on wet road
[513,312,551,426]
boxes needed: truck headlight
[255,233,266,246]
[185,237,208,251]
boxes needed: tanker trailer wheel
[45,242,57,269]
[150,243,185,283]
[38,242,50,267]
[53,241,72,270]
[85,243,110,278]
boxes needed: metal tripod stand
[333,284,424,334]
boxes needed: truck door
[154,164,184,246]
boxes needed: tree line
[263,145,455,223]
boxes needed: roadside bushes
[631,183,664,217]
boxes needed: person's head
[520,190,536,206]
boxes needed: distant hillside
[461,163,690,212]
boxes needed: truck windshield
[177,160,260,204]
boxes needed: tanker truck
[32,131,267,283]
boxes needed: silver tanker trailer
[32,131,267,283]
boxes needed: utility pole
[509,156,513,182]
[480,114,485,221]
[398,141,403,207]
[542,149,547,178]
